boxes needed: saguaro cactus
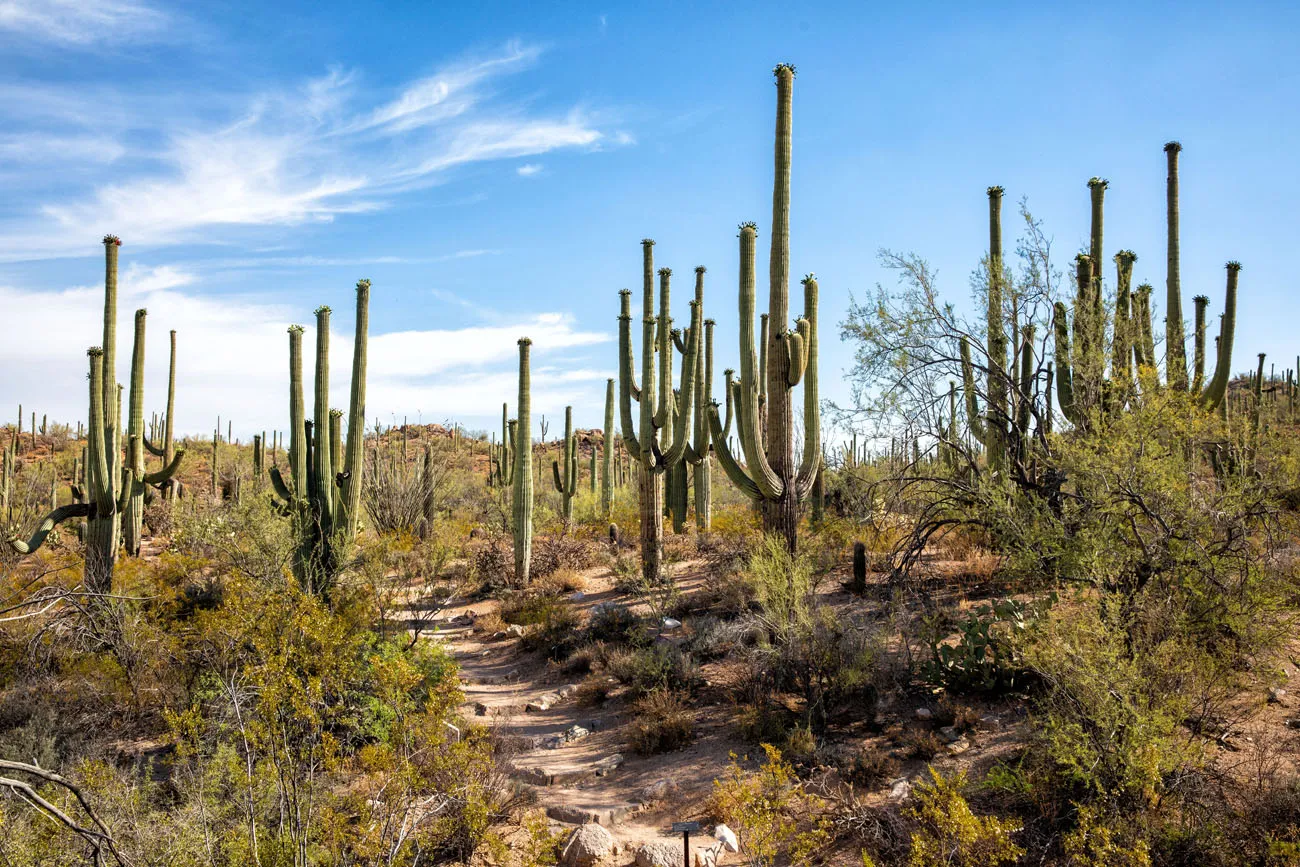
[1191,294,1209,394]
[601,378,614,517]
[551,405,577,525]
[122,310,184,555]
[270,280,371,593]
[1164,142,1189,390]
[618,245,702,583]
[512,338,534,584]
[706,66,820,552]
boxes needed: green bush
[905,768,1023,867]
[627,689,695,755]
[606,644,700,699]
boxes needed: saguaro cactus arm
[794,275,820,496]
[1200,263,1240,411]
[6,503,95,554]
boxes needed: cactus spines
[985,185,1009,475]
[123,309,148,555]
[551,406,577,525]
[706,68,820,551]
[513,338,533,584]
[601,379,614,517]
[1192,295,1209,394]
[1134,283,1157,371]
[1200,263,1240,412]
[312,306,334,527]
[1164,142,1188,390]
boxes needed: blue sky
[0,0,1296,440]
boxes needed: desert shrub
[847,744,901,786]
[905,768,1023,867]
[767,607,881,732]
[901,729,943,761]
[498,593,566,627]
[1021,602,1210,808]
[585,602,646,646]
[518,604,581,661]
[533,566,586,595]
[529,534,595,580]
[574,674,615,706]
[685,614,765,661]
[469,536,514,589]
[605,644,701,699]
[746,533,816,627]
[708,744,833,867]
[627,689,695,754]
[1062,805,1151,867]
[934,696,980,733]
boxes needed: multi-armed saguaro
[552,405,577,525]
[7,237,182,591]
[1051,145,1239,424]
[706,63,820,552]
[122,309,185,555]
[143,329,183,500]
[618,247,702,583]
[270,280,370,593]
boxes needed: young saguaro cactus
[512,338,534,584]
[617,245,702,583]
[706,66,820,552]
[270,280,371,593]
[1191,294,1209,394]
[551,405,577,525]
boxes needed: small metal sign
[671,822,700,867]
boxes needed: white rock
[889,779,912,801]
[561,823,620,867]
[507,624,525,637]
[635,840,681,867]
[572,591,586,601]
[714,823,739,852]
[662,617,682,630]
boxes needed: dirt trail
[428,563,741,865]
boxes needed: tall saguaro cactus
[618,244,702,583]
[270,280,370,593]
[512,338,534,584]
[1164,142,1189,391]
[601,378,614,517]
[7,238,183,592]
[706,64,819,552]
[552,405,577,525]
[143,329,182,500]
[1199,263,1240,412]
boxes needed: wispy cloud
[0,41,625,261]
[517,163,543,176]
[0,0,169,45]
[0,269,612,436]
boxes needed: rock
[947,735,971,755]
[449,612,474,627]
[914,707,933,721]
[473,702,488,716]
[564,724,590,743]
[888,778,912,801]
[507,624,525,637]
[1269,687,1288,704]
[572,591,586,601]
[592,754,624,776]
[695,843,724,867]
[715,823,739,852]
[937,725,960,743]
[662,617,682,630]
[561,823,620,866]
[526,693,562,713]
[637,778,679,804]
[635,840,682,867]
